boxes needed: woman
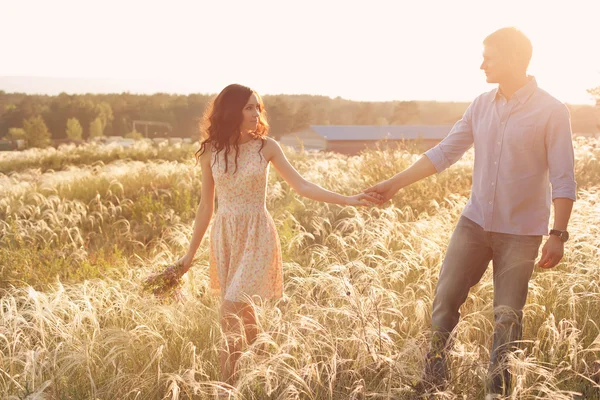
[176,84,377,384]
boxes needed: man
[365,27,576,397]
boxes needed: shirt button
[489,201,493,205]
[494,161,497,165]
[497,141,501,145]
[491,182,495,186]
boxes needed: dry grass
[0,139,599,399]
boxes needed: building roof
[310,125,454,141]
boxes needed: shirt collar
[491,76,538,104]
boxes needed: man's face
[480,45,511,84]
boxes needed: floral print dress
[209,139,283,302]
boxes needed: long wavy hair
[194,84,269,173]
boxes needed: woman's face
[240,93,261,133]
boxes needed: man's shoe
[411,351,448,394]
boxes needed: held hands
[345,192,384,206]
[362,179,399,206]
[342,178,399,207]
[536,235,564,269]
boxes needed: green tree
[45,92,76,140]
[265,96,293,139]
[8,127,26,141]
[291,102,313,132]
[23,115,52,148]
[95,102,114,131]
[89,118,104,138]
[355,102,374,125]
[125,130,144,140]
[66,118,83,140]
[587,86,600,106]
[588,86,600,132]
[74,97,97,139]
[390,101,420,125]
[376,117,390,125]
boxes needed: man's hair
[484,27,533,70]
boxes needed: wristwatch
[549,229,569,242]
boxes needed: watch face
[550,230,569,242]
[550,229,569,242]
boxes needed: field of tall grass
[1,139,599,399]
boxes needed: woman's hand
[362,179,398,205]
[345,192,383,206]
[176,253,195,275]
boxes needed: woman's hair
[484,27,533,71]
[194,84,269,172]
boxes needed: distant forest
[0,90,598,142]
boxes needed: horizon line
[0,75,596,106]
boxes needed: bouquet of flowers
[142,260,186,301]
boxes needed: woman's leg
[219,300,261,383]
[240,302,258,345]
[219,300,244,384]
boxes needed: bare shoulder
[262,137,282,161]
[199,146,213,167]
[264,136,281,149]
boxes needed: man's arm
[423,101,476,173]
[537,104,577,269]
[385,155,438,194]
[537,198,574,269]
[364,101,476,203]
[552,198,574,231]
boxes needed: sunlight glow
[1,0,598,104]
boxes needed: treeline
[0,90,597,145]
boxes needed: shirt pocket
[504,123,540,152]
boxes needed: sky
[1,0,599,104]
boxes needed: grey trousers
[429,215,542,394]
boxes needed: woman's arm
[178,150,215,273]
[264,138,375,206]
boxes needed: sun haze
[1,0,598,103]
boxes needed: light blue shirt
[425,77,576,235]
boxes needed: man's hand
[362,179,399,205]
[345,193,384,206]
[536,235,564,269]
